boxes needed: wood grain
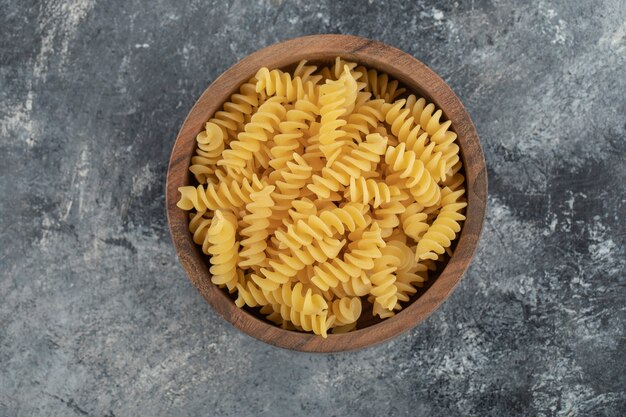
[165,34,487,353]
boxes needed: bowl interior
[166,35,486,352]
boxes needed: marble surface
[1,0,625,416]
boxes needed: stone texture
[1,0,624,416]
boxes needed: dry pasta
[177,58,467,337]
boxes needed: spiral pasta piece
[252,235,345,292]
[395,266,429,303]
[383,99,413,139]
[373,190,410,238]
[206,210,239,291]
[362,68,406,102]
[269,98,318,171]
[261,282,328,315]
[372,302,396,319]
[214,164,253,185]
[405,94,459,168]
[342,67,362,117]
[187,211,212,255]
[189,121,225,183]
[385,143,441,207]
[412,135,447,182]
[329,271,373,299]
[441,161,465,191]
[347,176,400,208]
[239,185,275,268]
[404,95,455,143]
[275,203,368,249]
[343,98,388,142]
[331,57,359,80]
[318,77,348,161]
[235,279,269,308]
[209,78,260,141]
[329,297,362,326]
[307,133,387,198]
[268,153,312,230]
[318,66,358,165]
[219,97,287,171]
[384,99,448,182]
[400,202,429,241]
[293,60,323,85]
[370,240,427,309]
[369,244,400,312]
[271,304,334,337]
[286,198,317,224]
[388,240,418,273]
[353,90,373,109]
[416,188,467,260]
[301,127,326,175]
[311,223,386,291]
[255,68,319,103]
[176,174,265,212]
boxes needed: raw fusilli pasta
[205,210,239,291]
[177,58,467,337]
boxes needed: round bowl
[166,34,487,352]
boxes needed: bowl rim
[166,34,487,353]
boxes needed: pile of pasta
[177,58,467,337]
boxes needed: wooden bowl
[166,35,487,352]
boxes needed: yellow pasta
[176,174,265,212]
[275,202,368,249]
[373,190,410,238]
[208,77,260,141]
[370,240,412,311]
[189,122,225,183]
[255,67,319,103]
[205,210,239,291]
[400,202,429,241]
[238,184,275,268]
[177,58,467,337]
[385,143,441,207]
[361,67,406,102]
[347,176,400,208]
[318,66,358,165]
[307,133,387,199]
[343,98,388,142]
[416,188,467,261]
[269,98,318,171]
[218,97,286,171]
[329,297,362,327]
[330,270,373,299]
[311,223,385,291]
[265,282,328,315]
[267,153,312,231]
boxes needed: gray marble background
[1,0,625,416]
